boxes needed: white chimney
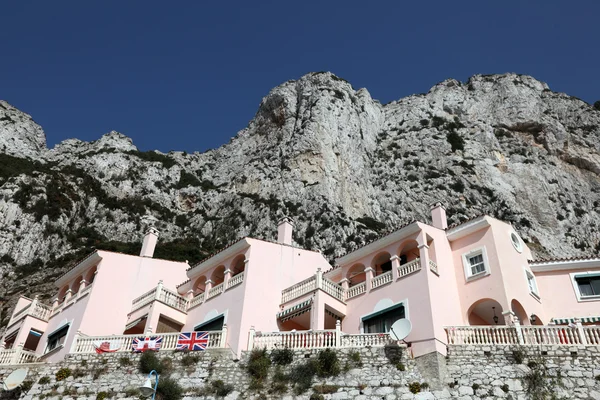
[431,202,448,230]
[277,217,294,245]
[140,227,159,257]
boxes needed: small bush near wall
[246,349,272,389]
[55,368,72,381]
[139,351,172,374]
[180,353,200,367]
[38,376,51,385]
[156,376,184,400]
[288,359,319,394]
[316,349,340,378]
[408,382,422,394]
[270,347,294,365]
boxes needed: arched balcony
[372,252,392,276]
[230,255,246,277]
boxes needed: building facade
[1,206,599,364]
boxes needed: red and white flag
[94,340,121,353]
[132,336,163,352]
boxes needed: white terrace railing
[188,292,205,309]
[6,297,53,333]
[70,329,227,354]
[398,258,421,278]
[446,324,600,346]
[227,271,245,289]
[281,275,318,303]
[0,345,41,365]
[372,271,393,289]
[248,321,394,351]
[207,282,224,300]
[131,282,189,314]
[280,258,431,305]
[346,282,366,300]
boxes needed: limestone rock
[1,71,600,326]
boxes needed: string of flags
[93,332,209,353]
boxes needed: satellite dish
[389,319,412,341]
[2,368,28,391]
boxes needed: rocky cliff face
[1,72,600,327]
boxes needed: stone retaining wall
[0,345,599,399]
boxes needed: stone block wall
[0,345,599,399]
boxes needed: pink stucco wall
[36,251,188,362]
[183,239,331,355]
[534,269,600,321]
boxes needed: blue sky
[1,1,598,153]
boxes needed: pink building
[2,207,599,365]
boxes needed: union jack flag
[132,336,163,352]
[176,331,209,351]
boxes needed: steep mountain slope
[1,72,599,329]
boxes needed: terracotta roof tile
[335,220,417,260]
[446,214,486,230]
[529,255,600,264]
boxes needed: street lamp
[530,314,537,325]
[492,307,499,324]
[139,370,159,400]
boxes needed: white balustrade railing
[158,288,189,312]
[70,329,226,354]
[429,260,439,275]
[227,272,245,289]
[340,333,393,347]
[521,326,582,345]
[188,293,205,309]
[398,258,421,278]
[371,271,392,289]
[322,277,345,301]
[8,297,54,328]
[584,326,600,345]
[346,282,366,300]
[0,346,40,365]
[207,283,224,299]
[251,330,338,350]
[446,326,519,345]
[446,324,600,346]
[281,275,317,303]
[131,287,158,312]
[248,322,394,351]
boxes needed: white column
[205,279,213,295]
[574,318,587,345]
[155,280,164,300]
[247,326,256,351]
[186,290,194,301]
[390,255,400,281]
[223,269,232,289]
[78,279,88,293]
[417,244,430,272]
[364,267,374,293]
[69,330,81,354]
[64,289,73,302]
[220,324,228,348]
[316,268,323,290]
[335,320,341,348]
[11,343,24,365]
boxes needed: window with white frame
[510,232,523,253]
[462,247,490,280]
[525,270,539,297]
[573,273,600,299]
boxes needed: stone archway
[510,299,529,325]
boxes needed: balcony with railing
[4,297,53,338]
[248,321,394,350]
[281,257,426,306]
[280,269,346,306]
[131,281,189,315]
[445,322,600,346]
[70,328,228,354]
[0,344,41,366]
